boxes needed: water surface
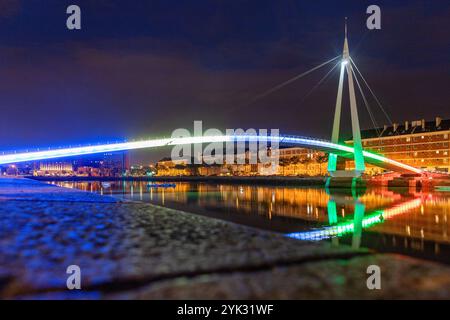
[51,180,450,264]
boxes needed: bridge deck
[0,135,422,174]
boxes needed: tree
[315,154,329,175]
[300,157,312,176]
[290,156,301,175]
[278,158,290,175]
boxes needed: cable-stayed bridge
[0,21,425,177]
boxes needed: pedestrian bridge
[0,26,425,176]
[0,134,422,175]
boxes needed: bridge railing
[0,133,337,157]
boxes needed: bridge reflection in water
[53,180,450,263]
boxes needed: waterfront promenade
[1,177,450,299]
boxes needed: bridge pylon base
[329,169,363,178]
[325,176,366,190]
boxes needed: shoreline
[27,174,450,189]
[28,175,328,186]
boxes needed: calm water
[51,180,450,264]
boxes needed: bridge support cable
[298,60,341,105]
[249,55,340,104]
[350,57,393,125]
[351,66,381,136]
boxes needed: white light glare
[0,134,422,174]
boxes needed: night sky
[0,0,449,163]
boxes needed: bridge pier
[325,177,366,189]
[387,175,434,190]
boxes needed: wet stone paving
[1,177,450,299]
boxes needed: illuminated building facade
[72,152,130,177]
[34,161,73,176]
[346,117,450,173]
[156,158,192,176]
[155,148,328,177]
[277,147,328,176]
[30,152,130,177]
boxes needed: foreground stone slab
[2,177,450,299]
[108,254,450,299]
[0,178,364,299]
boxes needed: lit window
[421,136,425,139]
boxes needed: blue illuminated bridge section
[0,135,422,174]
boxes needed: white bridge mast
[328,18,365,178]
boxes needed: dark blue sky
[0,0,449,163]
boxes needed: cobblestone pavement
[1,177,449,299]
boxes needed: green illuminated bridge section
[0,134,422,174]
[287,197,424,241]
